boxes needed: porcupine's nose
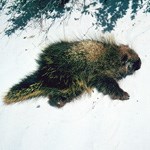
[133,58,141,71]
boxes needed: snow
[0,5,150,150]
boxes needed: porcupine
[4,38,141,108]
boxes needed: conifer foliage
[1,0,150,35]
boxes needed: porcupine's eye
[125,61,134,71]
[121,54,128,66]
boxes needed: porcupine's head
[115,44,141,80]
[96,42,141,80]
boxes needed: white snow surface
[0,8,150,150]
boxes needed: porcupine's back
[37,40,107,76]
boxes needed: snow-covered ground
[0,6,150,150]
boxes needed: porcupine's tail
[4,72,46,104]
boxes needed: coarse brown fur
[4,38,141,108]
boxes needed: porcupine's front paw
[110,90,130,100]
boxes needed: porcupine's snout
[133,58,141,71]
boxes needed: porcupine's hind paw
[48,95,67,108]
